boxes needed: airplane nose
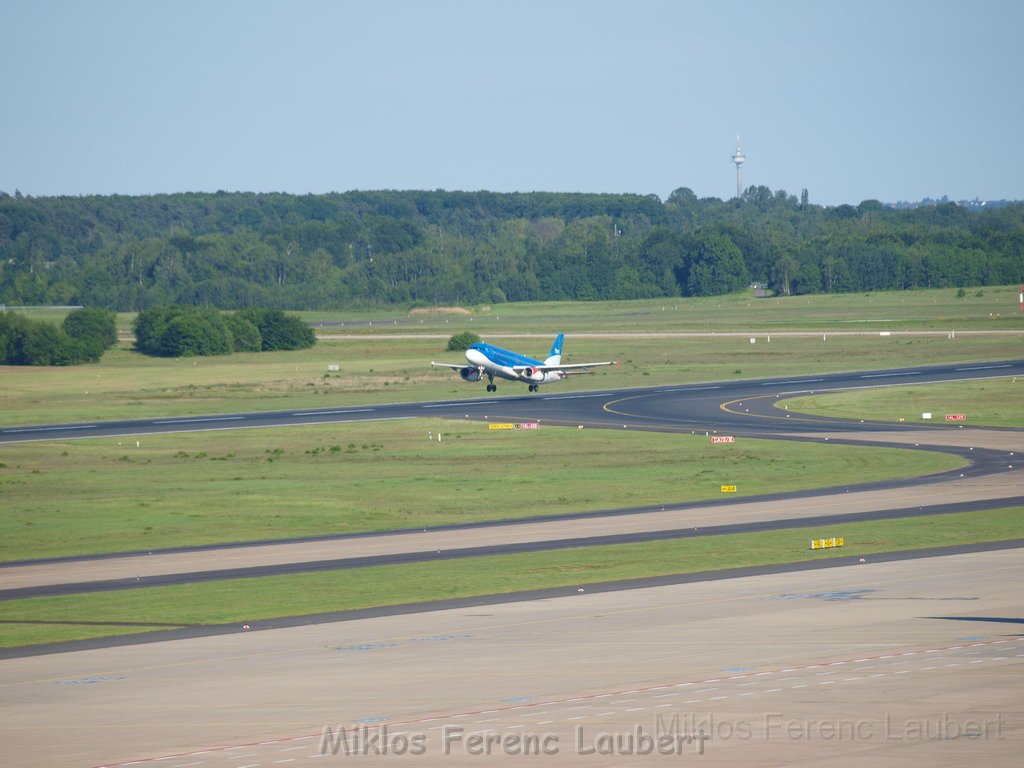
[466,348,487,367]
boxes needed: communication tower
[732,137,746,198]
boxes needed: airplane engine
[522,367,545,382]
[460,366,482,382]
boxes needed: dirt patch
[407,306,473,316]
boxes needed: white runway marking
[2,423,97,433]
[153,416,244,424]
[291,409,375,416]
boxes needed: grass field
[1,506,1020,649]
[3,288,1021,650]
[781,378,1024,428]
[1,332,1020,427]
[297,285,1024,333]
[2,286,1020,427]
[0,419,964,561]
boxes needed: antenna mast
[731,136,746,198]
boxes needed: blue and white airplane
[431,333,617,392]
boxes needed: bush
[225,315,262,352]
[446,331,481,351]
[236,308,315,351]
[158,313,233,357]
[0,311,98,365]
[63,307,117,359]
[134,306,314,357]
[135,306,232,357]
[134,306,179,356]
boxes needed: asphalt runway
[3,359,1023,444]
[2,549,1021,767]
[2,360,1022,766]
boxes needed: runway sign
[711,436,736,443]
[721,485,737,493]
[811,537,845,550]
[945,413,966,421]
[488,423,540,430]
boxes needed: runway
[2,549,1021,766]
[2,360,1022,766]
[2,362,1020,604]
[2,359,1023,444]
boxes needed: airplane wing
[510,361,618,374]
[549,361,617,370]
[431,361,470,370]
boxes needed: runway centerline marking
[153,416,245,424]
[2,424,98,433]
[859,371,922,378]
[291,409,375,416]
[421,401,500,408]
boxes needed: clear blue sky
[3,0,1022,204]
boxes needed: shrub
[135,306,232,357]
[236,308,315,351]
[225,314,262,352]
[0,311,101,365]
[63,307,117,352]
[446,331,481,351]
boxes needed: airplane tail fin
[544,333,564,366]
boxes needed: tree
[63,307,117,359]
[679,230,750,296]
[236,308,315,351]
[446,331,481,351]
[134,306,232,357]
[158,312,232,357]
[0,312,92,365]
[225,314,262,352]
[770,253,800,296]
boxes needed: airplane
[431,333,617,392]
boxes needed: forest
[1,187,1022,310]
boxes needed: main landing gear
[528,384,540,392]
[486,374,497,392]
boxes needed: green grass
[0,420,964,561]
[781,378,1024,428]
[1,332,1020,427]
[2,506,1020,649]
[295,285,1024,333]
[0,622,178,647]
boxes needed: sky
[2,0,1022,205]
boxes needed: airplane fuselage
[465,343,566,385]
[431,333,613,392]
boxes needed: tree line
[134,306,315,357]
[1,187,1021,310]
[0,307,117,365]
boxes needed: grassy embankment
[1,506,1021,649]
[781,378,1024,429]
[0,419,965,561]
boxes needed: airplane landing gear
[528,384,539,392]
[486,384,497,392]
